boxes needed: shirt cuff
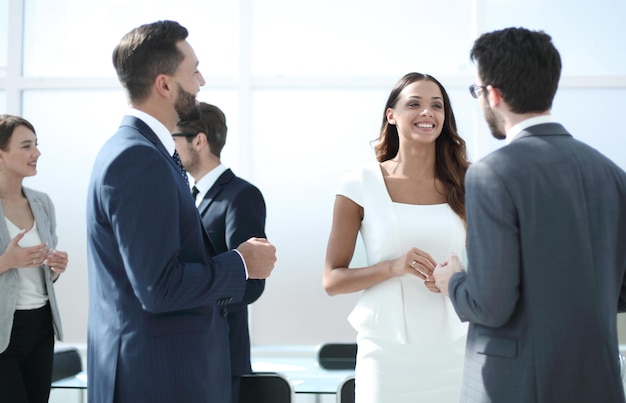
[233,249,249,280]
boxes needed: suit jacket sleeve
[225,184,266,309]
[448,161,521,327]
[619,282,626,312]
[101,145,244,313]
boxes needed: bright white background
[1,0,626,348]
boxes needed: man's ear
[486,85,502,108]
[194,132,208,149]
[154,74,171,98]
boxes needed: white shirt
[506,115,556,145]
[5,218,48,309]
[193,163,228,207]
[126,108,177,156]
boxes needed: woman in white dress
[323,73,470,402]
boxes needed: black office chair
[238,372,294,403]
[51,346,82,382]
[337,375,355,403]
[316,342,357,370]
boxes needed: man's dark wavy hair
[470,27,562,113]
[113,20,188,103]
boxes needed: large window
[0,0,7,78]
[251,0,474,77]
[484,0,626,75]
[3,0,626,345]
[22,0,239,78]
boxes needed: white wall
[1,0,626,347]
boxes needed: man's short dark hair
[470,27,562,113]
[177,102,227,158]
[113,20,188,103]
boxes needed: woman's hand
[44,250,68,280]
[0,230,51,274]
[389,247,443,294]
[390,247,437,280]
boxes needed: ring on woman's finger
[409,260,417,269]
[32,259,36,265]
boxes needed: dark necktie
[192,185,200,201]
[172,150,189,186]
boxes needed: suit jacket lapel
[121,115,217,256]
[0,189,49,246]
[120,115,180,173]
[0,199,10,248]
[198,169,235,217]
[24,189,50,245]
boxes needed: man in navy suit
[86,20,276,403]
[173,102,267,403]
[434,27,626,402]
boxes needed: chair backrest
[52,347,82,382]
[238,372,294,403]
[316,342,357,370]
[337,375,355,403]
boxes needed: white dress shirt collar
[193,163,228,206]
[506,115,556,145]
[126,108,176,155]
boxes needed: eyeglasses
[171,132,198,137]
[469,84,488,99]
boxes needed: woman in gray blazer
[0,115,68,403]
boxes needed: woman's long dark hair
[374,72,470,222]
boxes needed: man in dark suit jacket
[86,21,276,403]
[173,102,267,403]
[434,27,626,402]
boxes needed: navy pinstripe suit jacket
[87,116,245,403]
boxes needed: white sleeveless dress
[338,161,467,403]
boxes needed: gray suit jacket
[0,187,63,353]
[449,123,626,402]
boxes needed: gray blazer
[449,123,626,402]
[0,187,63,353]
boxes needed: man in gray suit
[434,27,626,402]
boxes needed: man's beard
[175,84,201,121]
[483,103,506,140]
